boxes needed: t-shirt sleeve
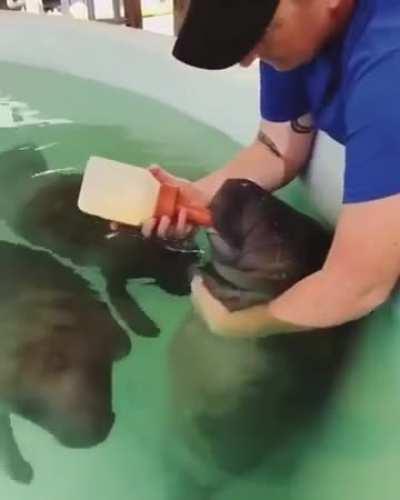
[259,61,309,122]
[344,52,400,203]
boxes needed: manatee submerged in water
[0,146,200,338]
[0,241,131,484]
[167,179,360,497]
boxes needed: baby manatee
[0,242,131,484]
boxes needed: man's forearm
[266,269,390,331]
[194,118,315,205]
[194,139,298,205]
[228,269,390,339]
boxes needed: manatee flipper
[106,278,160,338]
[0,414,34,484]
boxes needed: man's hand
[109,164,209,240]
[141,165,208,240]
[191,275,298,337]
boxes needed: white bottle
[78,156,212,227]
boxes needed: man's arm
[194,114,315,204]
[142,114,314,239]
[266,193,400,329]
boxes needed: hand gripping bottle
[78,156,212,227]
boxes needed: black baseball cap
[172,0,280,70]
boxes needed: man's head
[173,0,355,71]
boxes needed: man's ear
[328,0,341,7]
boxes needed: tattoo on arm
[290,118,314,134]
[257,130,283,158]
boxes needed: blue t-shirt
[260,0,400,203]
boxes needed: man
[143,0,400,337]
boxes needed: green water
[0,63,399,500]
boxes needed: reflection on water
[0,95,72,128]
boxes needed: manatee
[0,241,131,484]
[167,179,360,497]
[205,178,332,307]
[0,146,200,338]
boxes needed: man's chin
[261,57,309,72]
